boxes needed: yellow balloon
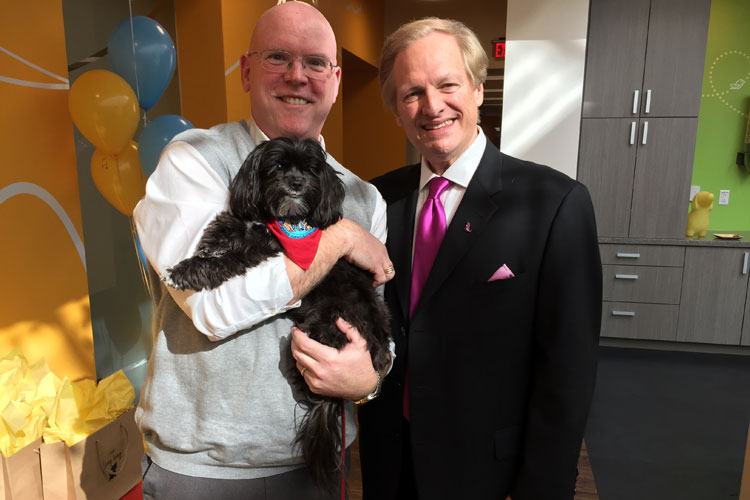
[90,141,147,216]
[69,70,140,154]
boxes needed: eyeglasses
[248,50,337,80]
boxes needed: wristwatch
[353,370,382,406]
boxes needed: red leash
[341,405,346,500]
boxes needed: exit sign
[492,39,506,59]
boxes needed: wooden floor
[347,436,598,499]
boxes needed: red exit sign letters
[493,39,506,59]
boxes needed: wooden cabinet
[628,118,699,239]
[678,247,750,345]
[600,243,684,341]
[579,117,698,239]
[578,0,711,240]
[582,0,711,118]
[582,0,650,118]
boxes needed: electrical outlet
[690,186,701,201]
[719,190,730,205]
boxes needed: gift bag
[40,409,143,500]
[0,439,43,500]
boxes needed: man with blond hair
[134,2,393,498]
[357,17,602,499]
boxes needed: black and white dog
[164,137,391,493]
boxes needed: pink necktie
[405,176,451,419]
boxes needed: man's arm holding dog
[136,141,390,341]
[284,215,393,304]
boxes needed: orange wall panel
[220,0,267,123]
[321,0,384,68]
[342,50,406,181]
[0,0,94,379]
[174,0,228,128]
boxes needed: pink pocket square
[488,264,515,282]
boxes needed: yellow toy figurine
[686,191,714,237]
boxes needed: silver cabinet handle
[630,122,636,145]
[616,252,641,259]
[632,90,640,114]
[612,311,636,317]
[743,252,749,275]
[645,89,651,113]
[642,121,649,145]
[615,274,639,280]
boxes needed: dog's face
[229,137,345,228]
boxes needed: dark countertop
[600,231,750,248]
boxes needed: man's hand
[286,218,394,305]
[291,318,378,400]
[326,218,395,287]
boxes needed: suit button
[400,326,406,337]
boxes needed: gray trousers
[142,454,350,500]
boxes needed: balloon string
[129,216,153,299]
[128,0,142,105]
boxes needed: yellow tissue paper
[44,370,135,446]
[0,350,135,455]
[0,350,62,456]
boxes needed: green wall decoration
[691,0,750,231]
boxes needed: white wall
[500,0,589,178]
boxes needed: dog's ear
[311,162,345,228]
[229,142,266,220]
[298,139,344,228]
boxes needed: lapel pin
[464,222,472,233]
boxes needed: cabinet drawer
[601,302,678,341]
[599,244,684,267]
[602,265,682,304]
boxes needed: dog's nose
[289,176,304,192]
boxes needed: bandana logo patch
[275,218,317,239]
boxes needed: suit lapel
[382,167,420,322]
[414,145,504,316]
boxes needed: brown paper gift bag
[39,408,143,500]
[0,439,44,500]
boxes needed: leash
[341,405,346,500]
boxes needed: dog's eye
[276,164,283,169]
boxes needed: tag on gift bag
[40,408,143,500]
[0,439,43,500]
[69,408,143,500]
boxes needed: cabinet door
[641,0,711,117]
[629,118,698,239]
[581,0,651,118]
[677,247,749,345]
[578,118,638,237]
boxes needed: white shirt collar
[418,128,486,191]
[246,117,327,151]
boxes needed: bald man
[134,3,393,499]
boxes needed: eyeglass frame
[247,49,338,80]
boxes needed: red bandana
[266,218,322,270]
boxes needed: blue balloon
[108,16,176,110]
[138,115,194,176]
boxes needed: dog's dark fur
[164,137,391,493]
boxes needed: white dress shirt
[412,129,487,257]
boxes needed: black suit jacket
[359,143,602,500]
